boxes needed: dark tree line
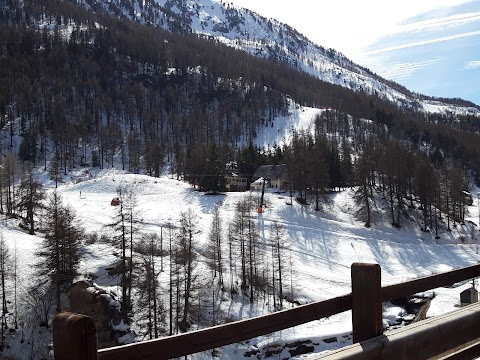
[352,136,469,233]
[37,191,83,312]
[2,0,480,192]
[282,124,353,207]
[269,107,472,235]
[0,3,290,184]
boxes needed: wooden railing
[53,263,480,360]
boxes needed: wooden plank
[87,262,480,359]
[382,264,480,301]
[351,263,382,343]
[98,294,352,360]
[53,312,98,360]
[315,302,480,360]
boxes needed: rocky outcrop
[68,281,135,348]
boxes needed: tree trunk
[169,231,173,336]
[55,204,61,313]
[121,206,127,318]
[277,238,283,308]
[128,210,133,311]
[152,243,158,338]
[248,221,254,304]
[183,230,193,324]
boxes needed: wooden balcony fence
[53,263,480,360]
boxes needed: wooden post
[53,312,98,360]
[351,263,382,343]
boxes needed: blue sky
[229,0,480,105]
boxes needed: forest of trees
[1,0,480,191]
[0,120,469,354]
[276,111,471,232]
[0,159,85,356]
[126,195,295,339]
[0,155,298,353]
[0,0,479,355]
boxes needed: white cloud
[376,59,444,81]
[366,31,480,55]
[390,12,480,35]
[465,60,480,69]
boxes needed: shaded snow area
[3,167,480,359]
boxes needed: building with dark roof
[252,164,289,190]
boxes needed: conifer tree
[269,221,286,309]
[1,153,17,217]
[123,186,141,310]
[354,153,375,227]
[48,150,61,189]
[231,199,250,292]
[109,185,130,318]
[0,236,10,351]
[176,208,198,331]
[207,205,223,288]
[16,166,45,235]
[415,156,435,231]
[136,233,163,339]
[246,217,258,304]
[308,134,329,210]
[37,191,82,313]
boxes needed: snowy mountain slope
[54,172,480,358]
[72,0,479,114]
[3,156,480,358]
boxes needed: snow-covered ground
[74,173,480,359]
[0,101,478,358]
[4,166,480,359]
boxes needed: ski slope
[16,170,476,358]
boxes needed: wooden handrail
[53,262,480,360]
[381,264,480,301]
[98,294,352,360]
